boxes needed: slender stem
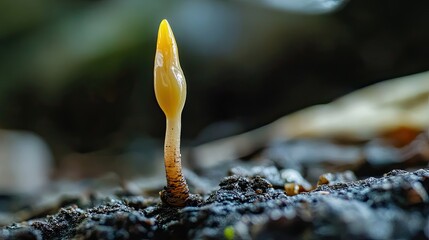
[161,116,189,206]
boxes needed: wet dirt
[1,130,429,239]
[1,168,428,240]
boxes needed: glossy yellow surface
[154,19,186,120]
[154,19,190,207]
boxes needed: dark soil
[1,131,429,239]
[1,168,429,240]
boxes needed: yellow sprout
[154,19,190,207]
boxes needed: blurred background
[0,0,428,191]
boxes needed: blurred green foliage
[0,0,428,157]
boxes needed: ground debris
[317,170,357,186]
[1,169,429,239]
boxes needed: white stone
[0,130,52,194]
